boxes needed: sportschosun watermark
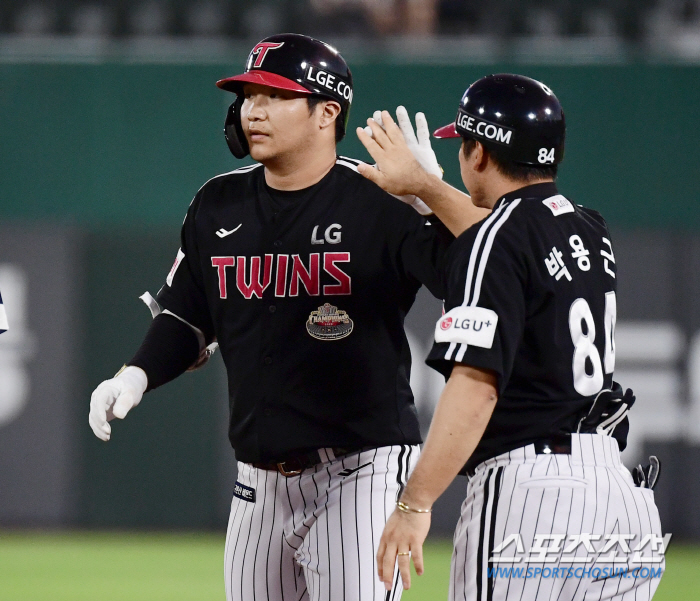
[487,533,670,579]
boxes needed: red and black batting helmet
[434,74,565,167]
[217,33,354,158]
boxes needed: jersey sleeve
[155,192,216,343]
[394,208,454,299]
[426,206,527,392]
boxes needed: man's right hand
[363,107,443,179]
[89,365,148,441]
[356,109,433,199]
[357,109,490,237]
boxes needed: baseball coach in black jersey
[358,75,665,600]
[88,34,488,601]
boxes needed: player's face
[241,83,317,162]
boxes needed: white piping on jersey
[445,198,522,363]
[336,157,362,173]
[229,162,263,174]
[454,341,467,363]
[195,163,263,194]
[184,163,264,221]
[461,202,507,308]
[460,199,521,308]
[445,342,458,361]
[470,199,521,307]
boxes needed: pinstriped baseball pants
[224,445,419,601]
[450,434,665,601]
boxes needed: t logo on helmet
[250,42,284,68]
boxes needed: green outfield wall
[2,62,700,535]
[1,62,699,229]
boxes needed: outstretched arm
[376,363,498,590]
[89,189,217,442]
[356,109,489,236]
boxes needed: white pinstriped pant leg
[225,462,307,601]
[449,435,665,601]
[450,463,495,601]
[290,445,419,601]
[224,445,419,601]
[577,436,665,601]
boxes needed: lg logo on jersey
[211,253,351,299]
[311,224,341,245]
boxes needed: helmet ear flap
[224,96,249,159]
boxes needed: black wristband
[128,313,201,391]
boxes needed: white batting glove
[89,365,148,441]
[364,107,442,215]
[365,107,443,178]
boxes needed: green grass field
[0,532,697,600]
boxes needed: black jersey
[427,182,617,473]
[156,158,452,463]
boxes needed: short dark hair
[462,138,558,183]
[307,95,345,143]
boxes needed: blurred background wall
[1,0,700,540]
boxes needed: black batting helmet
[216,33,354,158]
[434,74,565,166]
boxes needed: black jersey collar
[493,181,559,210]
[257,164,335,223]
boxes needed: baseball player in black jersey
[87,34,487,601]
[358,75,665,600]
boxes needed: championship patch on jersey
[166,248,185,287]
[233,481,256,503]
[306,303,353,340]
[542,194,575,216]
[434,306,498,349]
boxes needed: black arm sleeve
[128,314,201,391]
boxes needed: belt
[534,435,572,455]
[466,435,573,478]
[251,446,365,477]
